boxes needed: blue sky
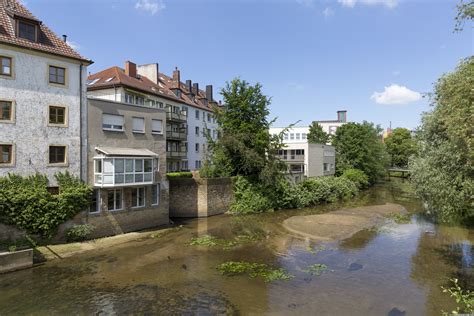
[27,0,472,129]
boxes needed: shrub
[66,224,95,242]
[166,172,193,179]
[0,172,92,237]
[341,168,369,189]
[229,176,274,214]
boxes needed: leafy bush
[229,176,274,214]
[0,172,93,237]
[66,224,95,242]
[167,172,193,179]
[341,169,370,189]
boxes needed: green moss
[189,234,261,250]
[217,261,294,282]
[302,263,328,276]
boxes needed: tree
[307,121,329,144]
[202,78,286,185]
[410,57,474,222]
[332,122,389,184]
[455,0,474,32]
[385,128,418,168]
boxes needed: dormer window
[17,20,37,42]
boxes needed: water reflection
[0,180,472,315]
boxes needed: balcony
[166,131,187,140]
[167,150,187,159]
[166,110,187,122]
[278,154,305,162]
[93,157,158,188]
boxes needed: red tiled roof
[0,0,91,63]
[87,66,217,111]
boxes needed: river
[0,179,472,315]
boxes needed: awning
[95,147,159,157]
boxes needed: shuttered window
[151,119,162,134]
[102,114,124,131]
[132,117,145,133]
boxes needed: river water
[0,179,472,315]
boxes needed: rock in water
[387,307,406,316]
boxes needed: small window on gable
[17,20,37,42]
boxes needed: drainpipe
[79,62,86,183]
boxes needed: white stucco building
[87,61,219,172]
[0,0,92,185]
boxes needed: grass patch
[217,261,294,282]
[302,264,329,276]
[190,234,261,250]
[390,213,412,224]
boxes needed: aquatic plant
[217,261,294,282]
[390,213,412,224]
[306,244,327,255]
[441,278,474,315]
[190,234,261,250]
[302,264,328,276]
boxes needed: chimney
[192,83,199,96]
[137,63,159,84]
[337,110,347,123]
[186,80,193,94]
[206,85,213,102]
[62,35,67,42]
[125,61,137,78]
[172,67,180,89]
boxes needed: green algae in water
[306,244,327,255]
[302,264,328,276]
[390,213,412,224]
[190,234,261,250]
[217,261,294,282]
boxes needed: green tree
[307,121,329,144]
[202,78,286,185]
[385,128,418,168]
[332,122,389,184]
[410,57,474,222]
[455,0,474,32]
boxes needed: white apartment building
[87,61,219,172]
[0,0,92,185]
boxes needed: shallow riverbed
[0,179,472,315]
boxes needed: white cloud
[323,7,334,18]
[67,41,80,51]
[338,0,398,9]
[135,0,165,15]
[371,84,422,105]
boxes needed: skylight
[105,77,114,82]
[87,78,100,85]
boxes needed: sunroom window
[94,157,155,187]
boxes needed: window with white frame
[94,157,154,186]
[195,160,201,169]
[151,119,163,134]
[207,113,211,122]
[132,117,145,133]
[302,133,307,140]
[195,109,200,120]
[103,114,124,131]
[107,189,123,211]
[295,133,300,140]
[151,184,160,206]
[90,189,100,213]
[284,133,289,140]
[132,187,145,208]
[290,133,295,140]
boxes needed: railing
[166,111,187,122]
[166,131,187,140]
[167,151,187,158]
[278,154,305,162]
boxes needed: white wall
[186,106,218,170]
[0,45,86,185]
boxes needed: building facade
[86,98,169,235]
[87,61,218,173]
[0,0,92,185]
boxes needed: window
[151,119,163,134]
[103,114,124,131]
[0,101,13,121]
[49,66,66,85]
[202,143,206,153]
[207,113,211,122]
[151,184,160,206]
[90,189,100,213]
[302,133,307,140]
[295,133,300,140]
[0,56,12,76]
[49,146,66,164]
[195,143,199,153]
[195,126,199,136]
[290,133,295,140]
[132,187,146,208]
[49,106,66,125]
[207,128,211,137]
[0,144,13,165]
[132,117,145,133]
[125,93,134,104]
[283,133,289,140]
[18,20,36,42]
[107,189,123,211]
[195,160,202,169]
[94,158,154,186]
[202,111,205,121]
[323,163,331,172]
[181,160,188,170]
[136,97,145,105]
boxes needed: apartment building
[86,98,169,235]
[0,0,92,185]
[87,61,218,173]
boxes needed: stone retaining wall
[169,177,234,218]
[0,249,33,273]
